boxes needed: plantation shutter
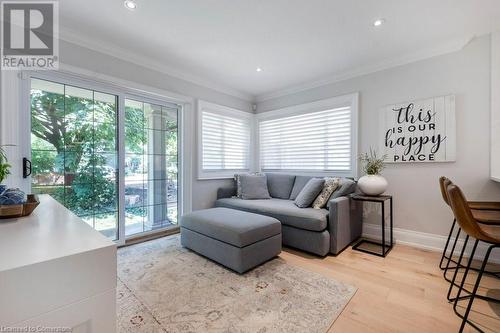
[259,107,352,171]
[201,110,250,171]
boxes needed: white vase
[357,175,388,196]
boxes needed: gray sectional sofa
[215,173,363,256]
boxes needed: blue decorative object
[0,188,26,205]
[0,185,6,195]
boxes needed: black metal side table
[351,194,393,257]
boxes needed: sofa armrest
[328,195,363,255]
[217,186,236,199]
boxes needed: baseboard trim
[362,223,500,264]
[122,227,180,247]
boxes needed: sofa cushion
[289,175,313,200]
[180,207,281,247]
[240,174,271,200]
[215,198,328,232]
[329,178,356,201]
[294,178,325,208]
[266,173,296,199]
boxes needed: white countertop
[0,194,116,272]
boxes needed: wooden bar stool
[439,177,460,270]
[439,177,500,288]
[446,184,500,332]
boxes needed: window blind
[201,110,250,171]
[259,107,352,171]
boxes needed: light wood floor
[280,244,500,333]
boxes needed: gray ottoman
[180,207,282,273]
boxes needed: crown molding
[58,26,475,105]
[58,27,255,102]
[256,35,474,103]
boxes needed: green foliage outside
[0,145,11,184]
[31,90,119,217]
[30,89,178,225]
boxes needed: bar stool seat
[475,223,500,242]
[469,201,500,210]
[471,209,500,225]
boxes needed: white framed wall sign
[379,95,456,163]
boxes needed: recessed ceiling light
[124,0,137,10]
[373,18,385,27]
[256,67,262,72]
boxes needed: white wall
[491,32,500,182]
[0,39,253,212]
[258,35,500,237]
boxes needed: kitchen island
[0,194,117,332]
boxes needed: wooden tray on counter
[0,194,40,219]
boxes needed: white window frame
[10,67,193,246]
[256,93,359,178]
[197,100,254,179]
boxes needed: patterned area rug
[117,235,356,333]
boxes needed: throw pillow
[234,173,243,198]
[266,173,296,199]
[240,174,271,200]
[294,178,325,208]
[234,172,263,198]
[289,175,312,200]
[312,177,341,209]
[329,178,356,200]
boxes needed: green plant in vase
[0,145,12,194]
[358,148,388,196]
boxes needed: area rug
[117,235,356,333]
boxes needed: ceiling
[59,0,500,101]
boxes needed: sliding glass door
[29,77,180,241]
[124,99,178,236]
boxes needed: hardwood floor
[280,244,500,333]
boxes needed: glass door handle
[23,158,32,178]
